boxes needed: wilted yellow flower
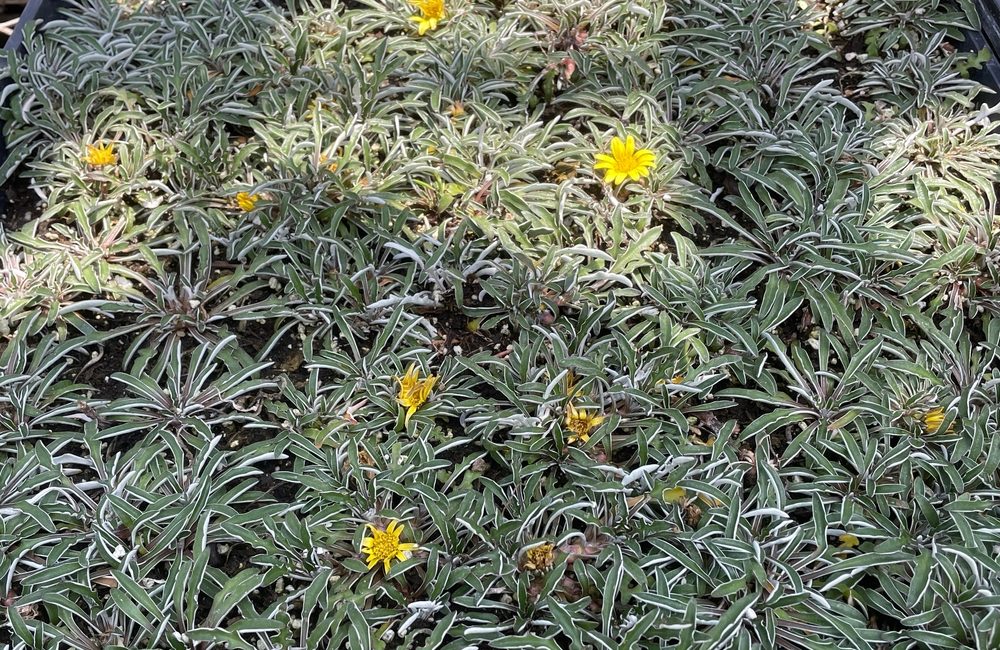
[356,448,375,467]
[922,407,954,434]
[564,403,604,444]
[663,486,687,504]
[318,153,339,172]
[564,371,579,397]
[235,192,259,212]
[521,543,555,572]
[594,135,656,185]
[409,0,446,35]
[340,449,379,478]
[396,363,438,423]
[838,533,860,549]
[360,520,419,572]
[84,143,117,167]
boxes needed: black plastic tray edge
[962,0,1000,94]
[0,0,66,215]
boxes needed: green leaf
[204,569,267,627]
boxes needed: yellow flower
[84,143,117,167]
[663,486,687,504]
[564,371,579,397]
[838,533,860,549]
[360,520,419,572]
[565,403,604,444]
[409,0,446,35]
[521,543,555,572]
[689,434,716,447]
[318,153,339,172]
[594,135,656,185]
[235,192,260,212]
[922,407,954,434]
[396,363,438,423]
[671,375,685,384]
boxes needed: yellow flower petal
[594,154,615,170]
[611,136,624,159]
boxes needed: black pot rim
[5,0,56,52]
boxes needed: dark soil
[77,341,133,401]
[0,174,45,231]
[413,290,515,359]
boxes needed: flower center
[525,544,554,568]
[371,533,398,559]
[616,151,641,170]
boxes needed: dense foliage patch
[1,0,1000,647]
